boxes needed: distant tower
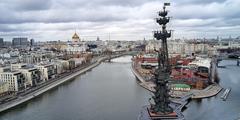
[217,36,219,41]
[150,2,174,115]
[30,38,35,46]
[97,36,100,41]
[0,38,4,47]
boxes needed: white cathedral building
[65,32,88,54]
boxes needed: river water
[184,60,240,120]
[0,56,239,120]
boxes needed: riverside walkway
[131,63,155,92]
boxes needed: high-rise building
[30,38,35,46]
[3,41,11,47]
[97,36,100,41]
[12,37,29,46]
[0,38,4,47]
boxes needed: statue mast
[150,2,173,114]
[138,3,190,120]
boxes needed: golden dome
[72,32,80,40]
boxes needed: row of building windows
[1,74,13,77]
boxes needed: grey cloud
[0,5,129,24]
[173,0,227,5]
[0,0,240,41]
[1,0,52,11]
[55,0,157,8]
[16,0,52,11]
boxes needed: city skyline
[0,2,239,120]
[0,0,240,41]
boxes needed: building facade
[12,37,29,47]
[36,63,56,81]
[18,67,42,87]
[0,38,4,47]
[30,39,35,46]
[0,71,26,92]
[11,64,42,87]
[0,81,9,96]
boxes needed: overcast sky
[0,0,239,41]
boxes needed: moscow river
[0,56,239,120]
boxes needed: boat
[221,88,231,101]
[228,54,239,59]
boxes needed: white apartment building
[36,63,56,82]
[11,64,42,87]
[19,67,42,87]
[145,40,210,55]
[0,70,26,92]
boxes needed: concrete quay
[171,84,222,99]
[131,64,155,92]
[0,55,119,113]
[191,84,222,99]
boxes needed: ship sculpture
[148,2,176,118]
[138,3,188,120]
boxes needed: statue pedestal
[138,105,185,120]
[147,108,178,119]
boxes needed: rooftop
[189,57,211,68]
[173,84,191,88]
[37,63,54,67]
[21,64,35,69]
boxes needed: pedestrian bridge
[106,51,138,61]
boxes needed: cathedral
[65,32,88,55]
